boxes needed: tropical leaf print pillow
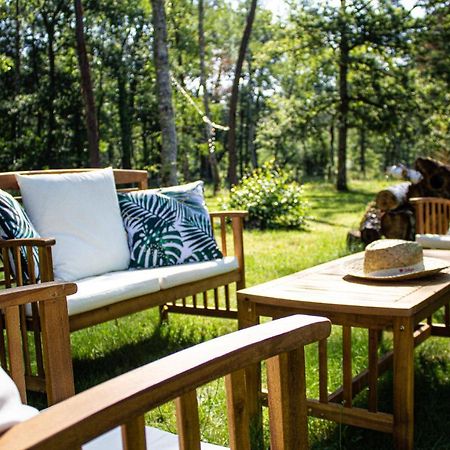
[118,191,222,269]
[0,189,40,280]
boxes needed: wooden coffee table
[237,249,450,449]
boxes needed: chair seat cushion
[156,256,239,290]
[0,368,38,434]
[64,257,238,316]
[416,234,450,250]
[67,269,161,316]
[83,425,227,450]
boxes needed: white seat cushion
[16,168,130,281]
[26,258,238,317]
[156,256,239,290]
[416,234,450,250]
[84,425,227,450]
[0,368,38,434]
[69,257,238,315]
[67,269,161,316]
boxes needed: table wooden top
[238,249,450,318]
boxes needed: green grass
[39,178,450,448]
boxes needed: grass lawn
[61,178,450,449]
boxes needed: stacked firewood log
[358,157,450,246]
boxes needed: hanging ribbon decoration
[170,75,229,155]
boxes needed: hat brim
[344,256,449,281]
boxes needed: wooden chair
[0,314,331,450]
[0,282,77,406]
[409,197,450,338]
[410,197,450,234]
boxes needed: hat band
[366,261,425,277]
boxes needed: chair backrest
[0,314,331,450]
[410,197,450,234]
[0,168,148,194]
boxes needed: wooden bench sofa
[0,168,246,397]
[0,282,332,450]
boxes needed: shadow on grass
[72,320,218,393]
[311,342,450,449]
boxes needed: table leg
[393,317,414,450]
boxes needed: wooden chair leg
[267,347,309,450]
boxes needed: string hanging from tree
[170,75,229,158]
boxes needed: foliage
[225,160,309,229]
[0,0,449,183]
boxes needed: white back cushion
[0,367,38,433]
[16,168,130,281]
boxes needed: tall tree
[227,0,257,186]
[40,0,65,167]
[336,0,349,191]
[74,0,99,167]
[12,0,21,162]
[151,0,178,186]
[198,0,220,192]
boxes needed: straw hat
[346,239,448,280]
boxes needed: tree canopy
[0,0,448,188]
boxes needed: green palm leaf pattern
[119,192,185,268]
[119,190,222,269]
[0,189,40,280]
[180,214,222,263]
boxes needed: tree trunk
[117,68,133,169]
[328,123,335,179]
[45,20,57,167]
[198,0,220,192]
[359,127,366,176]
[336,0,349,192]
[12,0,21,162]
[31,24,43,144]
[74,0,99,167]
[151,0,178,186]
[226,0,257,187]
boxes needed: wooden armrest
[0,282,77,308]
[1,315,331,450]
[0,238,56,248]
[0,238,56,285]
[209,211,247,288]
[0,282,76,405]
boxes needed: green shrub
[225,160,310,229]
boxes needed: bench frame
[0,169,246,396]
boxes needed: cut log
[414,157,450,198]
[380,206,415,241]
[359,202,382,245]
[375,182,411,211]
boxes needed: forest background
[0,0,448,191]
